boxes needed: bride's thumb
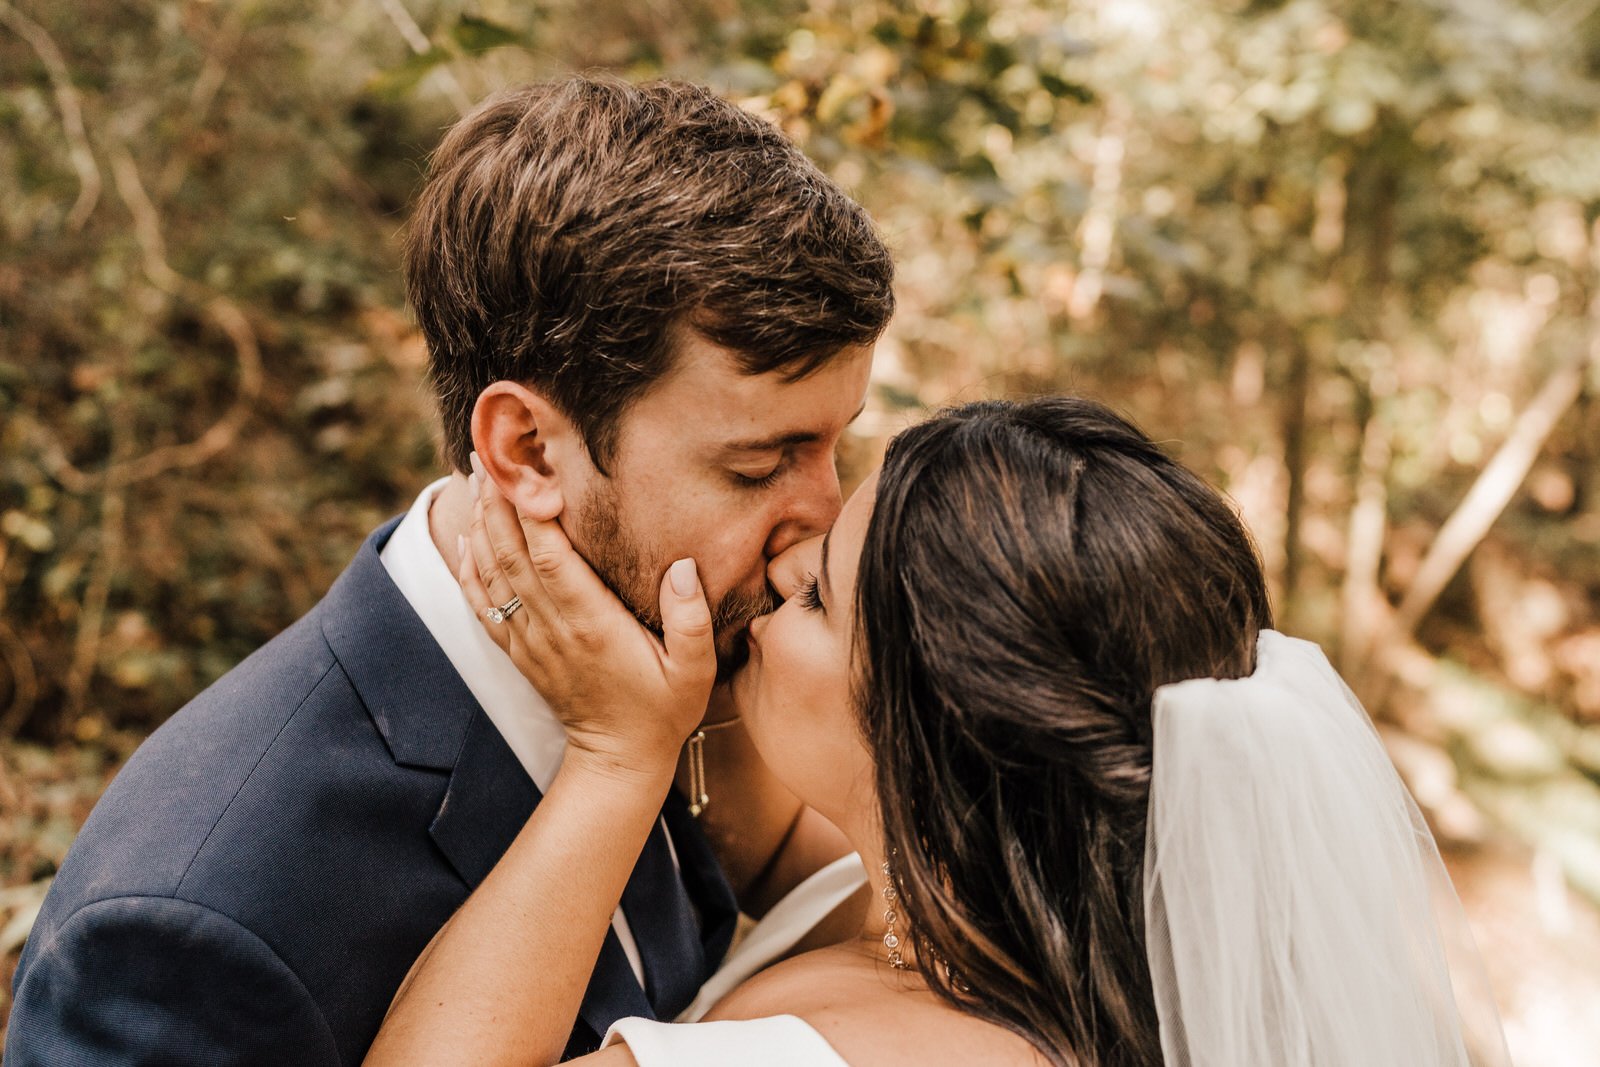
[660,558,715,682]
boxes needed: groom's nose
[762,455,841,558]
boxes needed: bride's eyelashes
[794,573,825,613]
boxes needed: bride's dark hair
[854,397,1272,1066]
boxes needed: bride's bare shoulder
[705,946,1050,1067]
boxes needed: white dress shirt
[380,477,650,986]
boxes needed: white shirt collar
[378,477,570,791]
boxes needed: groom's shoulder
[175,602,342,739]
[5,517,464,1067]
[116,516,412,803]
[40,525,429,916]
[45,616,347,906]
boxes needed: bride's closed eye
[794,573,825,613]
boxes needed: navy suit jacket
[5,519,737,1065]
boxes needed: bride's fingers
[472,457,588,639]
[466,454,652,656]
[515,507,631,642]
[659,559,715,688]
[466,479,527,628]
[456,532,511,656]
[472,460,552,618]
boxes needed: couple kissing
[8,76,1505,1067]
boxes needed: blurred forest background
[2,0,1598,1060]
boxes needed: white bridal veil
[1143,630,1510,1067]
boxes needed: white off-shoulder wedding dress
[601,853,866,1066]
[605,1015,849,1066]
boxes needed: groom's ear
[469,382,579,523]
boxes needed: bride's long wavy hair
[854,397,1273,1066]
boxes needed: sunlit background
[2,1,1598,1061]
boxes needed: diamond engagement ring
[484,596,522,624]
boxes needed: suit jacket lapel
[579,931,655,1037]
[427,703,654,1034]
[662,789,739,974]
[430,707,654,1034]
[320,518,479,773]
[320,518,654,1035]
[426,704,538,885]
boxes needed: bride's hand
[457,459,716,779]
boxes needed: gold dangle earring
[881,859,908,970]
[683,717,742,817]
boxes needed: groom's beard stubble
[576,480,778,682]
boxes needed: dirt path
[1446,840,1600,1067]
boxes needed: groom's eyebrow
[718,402,868,454]
[719,429,823,454]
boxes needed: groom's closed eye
[724,442,793,490]
[718,401,867,492]
[731,462,786,489]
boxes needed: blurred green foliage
[3,0,1587,726]
[3,1,1600,1056]
[0,0,1593,806]
[2,0,1599,899]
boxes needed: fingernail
[456,534,466,565]
[669,558,698,597]
[469,451,485,480]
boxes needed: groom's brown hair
[405,75,895,474]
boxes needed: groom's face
[563,330,875,678]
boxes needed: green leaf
[870,19,904,46]
[875,382,924,411]
[365,46,452,100]
[451,15,521,54]
[1038,71,1094,104]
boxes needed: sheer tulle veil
[1143,630,1511,1067]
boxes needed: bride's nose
[766,535,823,600]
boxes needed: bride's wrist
[561,735,681,793]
